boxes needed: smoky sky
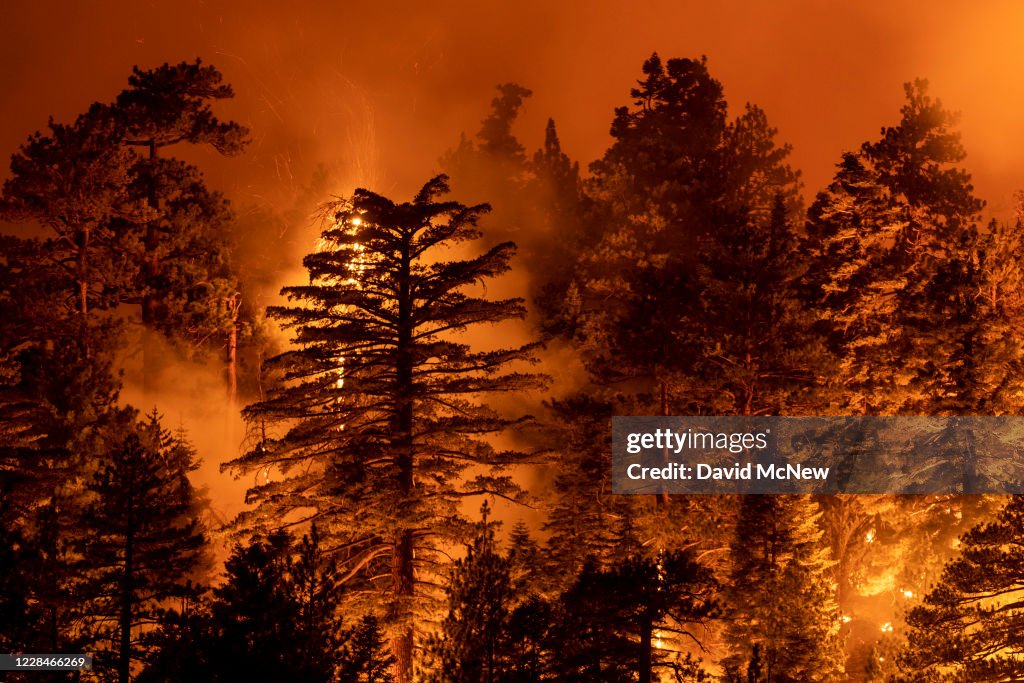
[3,0,1024,217]
[4,0,1022,531]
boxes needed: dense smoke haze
[4,0,1024,212]
[3,0,1013,526]
[6,3,1024,681]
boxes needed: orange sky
[4,0,1024,543]
[3,1,1024,218]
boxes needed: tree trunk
[226,317,238,405]
[141,141,159,398]
[638,617,653,683]
[656,381,670,510]
[77,227,90,319]
[119,448,137,683]
[49,605,58,653]
[119,512,135,681]
[390,530,415,683]
[390,235,416,683]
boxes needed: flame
[315,211,370,431]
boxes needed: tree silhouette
[78,413,208,682]
[231,174,544,681]
[339,615,396,683]
[1,59,250,397]
[113,59,249,395]
[423,504,515,682]
[1,105,149,319]
[901,495,1024,681]
[722,495,842,681]
[805,80,988,415]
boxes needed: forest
[2,41,1024,683]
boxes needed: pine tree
[543,395,635,589]
[608,552,717,683]
[441,85,586,316]
[112,59,249,394]
[530,119,583,223]
[1,60,251,397]
[507,520,541,598]
[134,600,217,683]
[115,156,240,357]
[525,118,587,329]
[0,240,132,657]
[506,596,555,682]
[975,208,1024,413]
[804,80,987,415]
[0,235,127,513]
[722,496,842,681]
[0,492,38,655]
[340,615,396,683]
[685,191,827,416]
[440,83,532,229]
[549,559,636,683]
[25,501,90,670]
[901,495,1024,681]
[548,551,716,683]
[186,529,370,683]
[426,512,550,682]
[423,504,515,682]
[114,59,249,157]
[158,528,352,683]
[208,531,306,682]
[229,175,545,682]
[574,54,804,416]
[476,83,533,164]
[591,53,727,227]
[0,104,149,319]
[677,100,815,417]
[291,524,348,680]
[576,53,743,384]
[78,412,208,682]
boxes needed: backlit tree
[722,495,842,681]
[78,412,208,682]
[901,495,1024,681]
[229,174,544,682]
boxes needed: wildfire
[315,210,370,431]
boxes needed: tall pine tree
[112,59,250,395]
[423,504,516,682]
[901,495,1024,681]
[78,412,208,682]
[229,175,544,682]
[804,80,988,416]
[1,105,149,319]
[722,496,842,681]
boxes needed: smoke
[117,330,250,568]
[3,0,1022,220]
[6,0,1024,546]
